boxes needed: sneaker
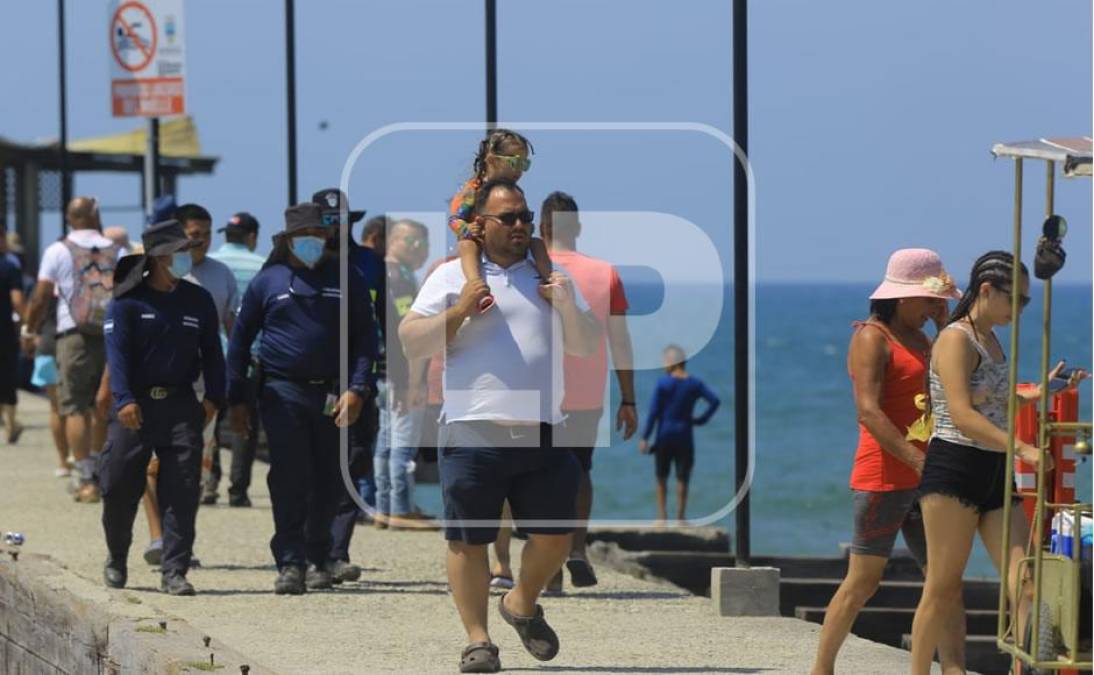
[328,560,362,584]
[274,566,306,595]
[228,494,251,508]
[305,563,333,590]
[54,467,71,478]
[200,491,219,506]
[75,483,101,503]
[161,571,196,596]
[103,558,127,589]
[143,539,163,565]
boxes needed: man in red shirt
[542,191,637,587]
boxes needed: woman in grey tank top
[909,251,1086,673]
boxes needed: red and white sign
[109,0,186,117]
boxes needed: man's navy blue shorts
[439,420,580,545]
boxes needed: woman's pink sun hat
[869,248,962,300]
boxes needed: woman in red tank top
[811,249,963,675]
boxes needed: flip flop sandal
[566,558,598,588]
[7,424,23,444]
[459,641,500,673]
[498,592,560,661]
[489,574,514,590]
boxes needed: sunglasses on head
[482,210,535,227]
[994,284,1031,309]
[493,154,532,172]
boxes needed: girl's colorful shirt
[447,177,483,240]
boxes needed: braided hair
[947,250,1028,339]
[472,129,534,179]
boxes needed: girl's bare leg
[910,495,978,675]
[978,503,1033,645]
[529,237,553,281]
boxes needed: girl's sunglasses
[494,154,532,172]
[482,210,535,227]
[995,285,1031,309]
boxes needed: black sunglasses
[995,285,1031,309]
[482,210,535,227]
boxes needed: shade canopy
[991,137,1092,177]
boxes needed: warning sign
[109,0,186,118]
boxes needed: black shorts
[919,437,1020,514]
[655,439,694,482]
[558,409,603,472]
[439,421,580,545]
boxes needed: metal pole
[57,0,70,230]
[485,0,497,129]
[998,157,1023,645]
[144,118,160,220]
[733,0,750,566]
[1030,159,1056,662]
[285,0,297,206]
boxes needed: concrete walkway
[1,393,935,674]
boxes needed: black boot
[328,560,362,584]
[161,571,196,596]
[274,566,306,595]
[305,563,333,590]
[103,558,127,589]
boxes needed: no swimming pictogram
[111,1,158,73]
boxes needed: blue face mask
[290,235,326,268]
[168,252,192,279]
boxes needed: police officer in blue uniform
[99,220,225,595]
[312,188,383,584]
[227,203,377,595]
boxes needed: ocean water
[417,282,1092,577]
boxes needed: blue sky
[2,0,1090,283]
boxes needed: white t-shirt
[410,257,588,424]
[37,229,121,333]
[186,255,238,331]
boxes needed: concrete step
[780,578,1000,615]
[608,551,927,596]
[794,606,1000,644]
[586,527,730,553]
[901,634,1013,675]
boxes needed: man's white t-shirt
[37,229,120,333]
[186,255,239,332]
[410,257,588,425]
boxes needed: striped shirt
[209,243,265,309]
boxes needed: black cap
[312,188,365,226]
[217,211,260,235]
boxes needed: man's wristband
[19,325,37,338]
[620,401,636,407]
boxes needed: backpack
[63,239,119,335]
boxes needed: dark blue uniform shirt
[226,258,377,404]
[104,279,226,412]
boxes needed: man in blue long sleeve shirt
[226,203,376,595]
[638,344,720,523]
[312,188,383,584]
[98,220,224,596]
